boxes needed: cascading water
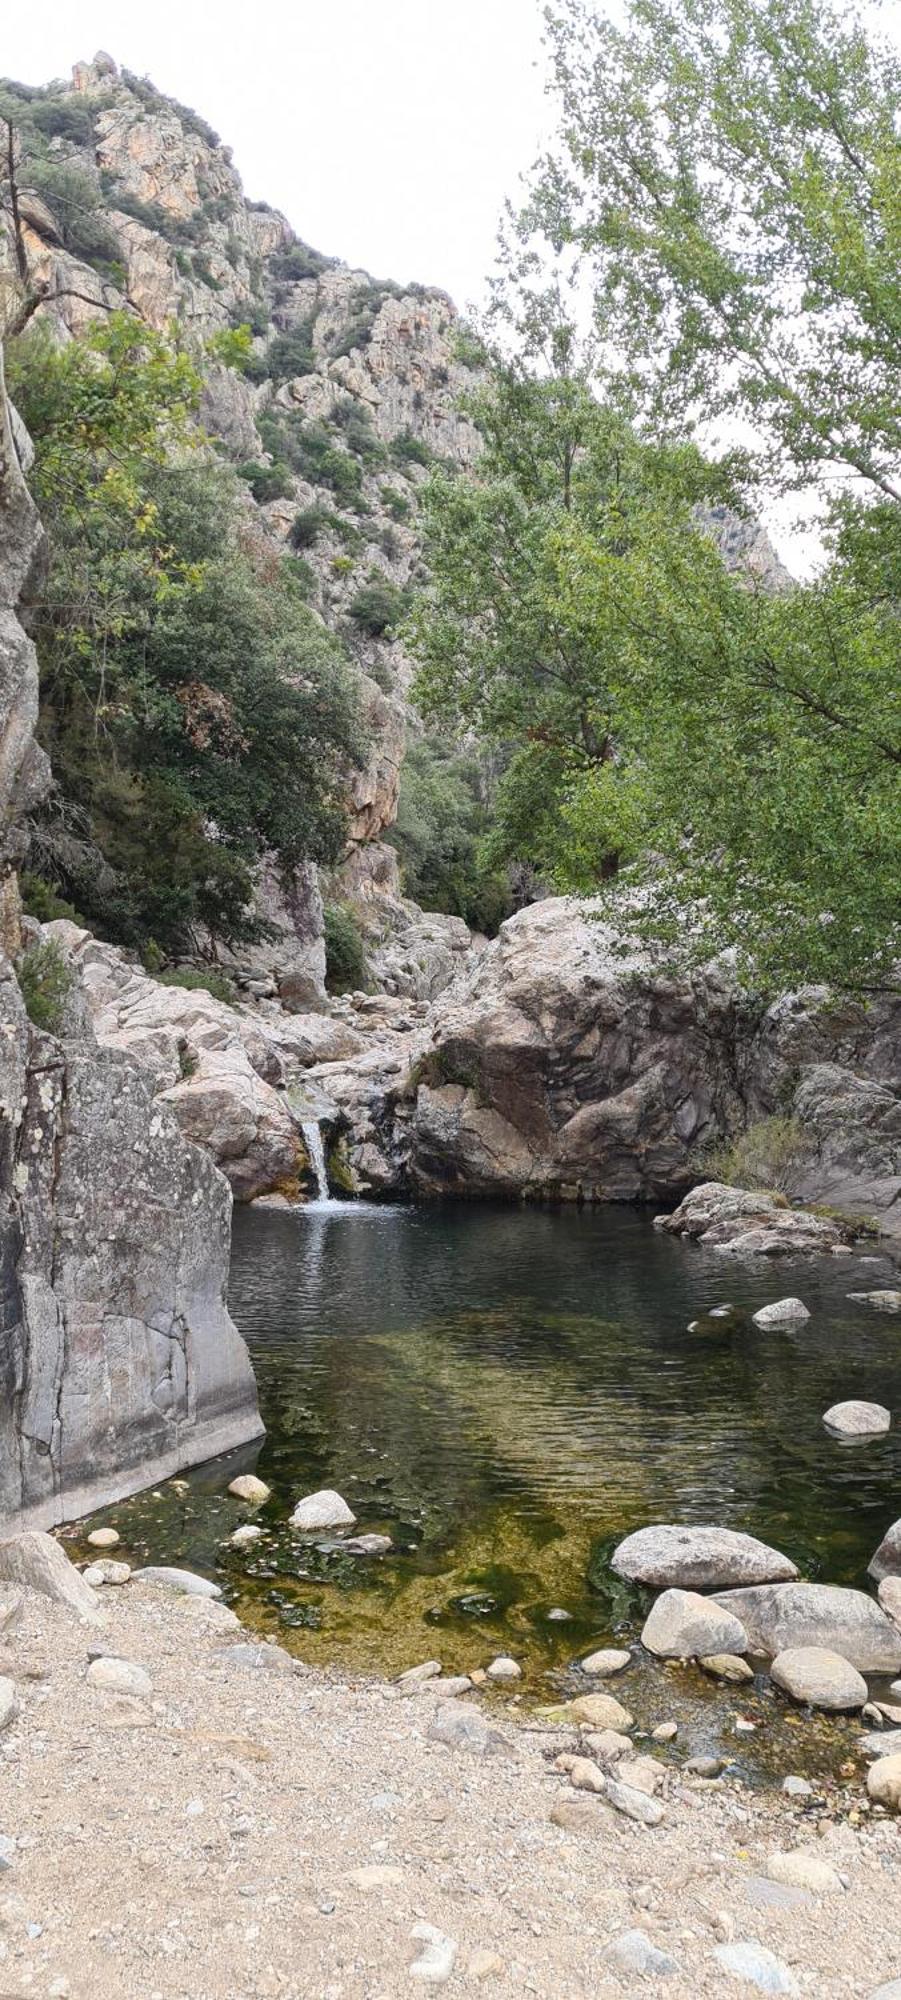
[301,1118,333,1204]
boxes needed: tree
[410,362,737,884]
[9,315,364,952]
[523,0,900,505]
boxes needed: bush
[381,485,411,522]
[17,940,73,1034]
[282,553,316,595]
[388,733,512,933]
[390,429,433,470]
[272,242,328,282]
[289,505,329,549]
[348,579,409,637]
[264,326,316,382]
[701,1117,809,1195]
[158,967,237,1005]
[323,902,368,994]
[19,871,80,924]
[30,98,95,144]
[26,158,123,280]
[236,459,294,503]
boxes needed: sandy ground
[0,1578,899,2000]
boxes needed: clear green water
[76,1202,901,1783]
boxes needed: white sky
[4,0,551,312]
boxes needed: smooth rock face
[870,1520,901,1583]
[751,1298,810,1327]
[823,1400,891,1436]
[0,1534,101,1622]
[867,1754,901,1810]
[132,1567,221,1599]
[612,1524,796,1591]
[770,1645,868,1711]
[712,1583,901,1672]
[641,1588,749,1660]
[879,1579,901,1630]
[290,1490,356,1531]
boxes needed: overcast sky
[4,0,551,312]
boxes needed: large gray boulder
[823,1401,891,1437]
[658,1183,849,1256]
[711,1583,901,1672]
[0,1531,101,1621]
[612,1524,797,1592]
[770,1646,867,1711]
[641,1588,749,1659]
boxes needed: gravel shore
[0,1576,899,2000]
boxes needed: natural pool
[79,1201,901,1782]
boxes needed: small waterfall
[301,1119,331,1203]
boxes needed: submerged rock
[228,1474,271,1504]
[751,1298,810,1327]
[711,1583,901,1672]
[290,1490,357,1531]
[823,1401,891,1437]
[770,1645,867,1710]
[641,1588,748,1660]
[612,1523,796,1591]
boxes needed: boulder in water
[612,1524,796,1591]
[711,1582,901,1672]
[290,1489,357,1531]
[823,1401,891,1437]
[641,1588,748,1659]
[770,1645,867,1710]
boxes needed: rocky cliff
[0,312,262,1530]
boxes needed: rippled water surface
[82,1202,901,1780]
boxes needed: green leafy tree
[388,734,512,933]
[525,0,900,504]
[10,314,364,951]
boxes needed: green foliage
[120,70,220,149]
[236,459,294,502]
[159,966,237,1005]
[323,902,368,994]
[206,323,254,371]
[264,326,316,382]
[25,157,123,280]
[388,734,513,933]
[381,485,411,522]
[19,872,80,925]
[282,553,316,595]
[390,429,434,470]
[701,1119,809,1195]
[17,940,72,1035]
[289,506,329,550]
[10,316,364,954]
[272,241,329,282]
[347,578,410,637]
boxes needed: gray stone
[867,1753,901,1810]
[766,1850,844,1894]
[604,1778,665,1826]
[486,1655,521,1680]
[580,1647,631,1675]
[607,1928,679,1978]
[662,1185,846,1257]
[744,1878,811,1913]
[229,1524,263,1547]
[712,1583,901,1672]
[848,1291,901,1312]
[0,1534,101,1623]
[686,1755,726,1777]
[427,1702,510,1758]
[714,1941,798,1994]
[879,1578,901,1628]
[752,1298,810,1327]
[770,1645,867,1710]
[227,1475,271,1504]
[343,1534,392,1555]
[215,1641,296,1677]
[82,1560,131,1588]
[823,1400,891,1436]
[699,1653,754,1683]
[87,1657,152,1698]
[132,1566,221,1599]
[782,1775,813,1798]
[86,1528,120,1550]
[641,1588,749,1660]
[870,1520,901,1583]
[290,1490,356,1531]
[867,1983,901,1999]
[397,1659,443,1688]
[612,1524,796,1591]
[0,1678,17,1731]
[409,1921,457,1985]
[859,1730,901,1760]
